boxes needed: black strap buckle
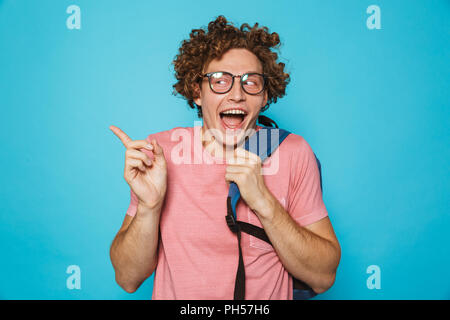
[226,214,238,233]
[226,197,239,233]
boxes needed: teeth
[221,109,246,115]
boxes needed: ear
[262,90,268,108]
[193,82,202,106]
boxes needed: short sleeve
[287,137,328,227]
[126,188,138,217]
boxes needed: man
[109,16,341,300]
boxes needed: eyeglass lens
[209,72,264,94]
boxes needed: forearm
[257,196,340,294]
[110,204,161,293]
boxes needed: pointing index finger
[109,125,132,148]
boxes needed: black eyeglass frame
[200,71,267,95]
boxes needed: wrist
[136,201,163,218]
[251,189,277,221]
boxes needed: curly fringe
[172,15,290,118]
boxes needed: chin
[218,123,257,148]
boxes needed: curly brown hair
[172,15,290,118]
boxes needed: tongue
[222,115,243,128]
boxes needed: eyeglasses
[200,71,266,95]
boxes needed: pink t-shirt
[126,125,328,300]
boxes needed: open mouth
[219,109,248,130]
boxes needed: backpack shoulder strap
[226,127,290,300]
[225,127,322,300]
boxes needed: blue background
[0,0,448,300]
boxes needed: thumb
[150,139,166,161]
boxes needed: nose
[228,77,246,102]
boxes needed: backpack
[225,116,323,300]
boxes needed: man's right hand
[110,125,167,211]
